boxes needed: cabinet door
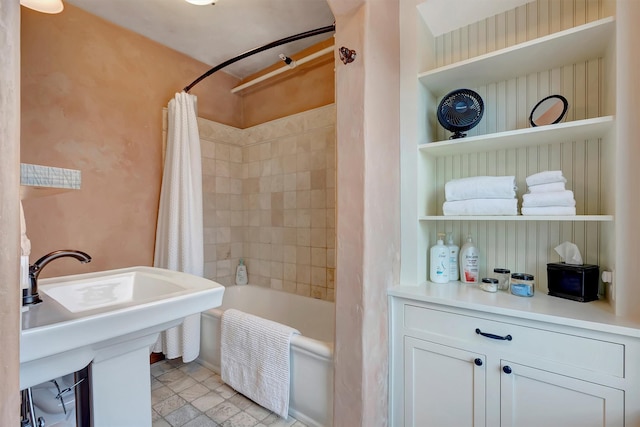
[500,361,624,427]
[404,336,486,427]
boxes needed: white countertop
[389,282,640,338]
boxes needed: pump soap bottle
[235,258,248,285]
[459,233,480,283]
[446,232,459,281]
[430,233,449,283]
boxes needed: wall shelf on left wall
[20,163,81,199]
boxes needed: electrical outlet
[602,270,614,302]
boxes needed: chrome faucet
[23,249,92,306]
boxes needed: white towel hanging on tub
[221,309,300,418]
[152,92,204,363]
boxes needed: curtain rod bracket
[339,47,356,65]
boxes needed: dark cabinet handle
[474,358,483,366]
[475,328,512,341]
[503,365,513,374]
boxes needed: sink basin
[40,270,187,313]
[21,266,225,390]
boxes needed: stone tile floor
[151,359,308,427]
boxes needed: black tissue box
[547,262,600,302]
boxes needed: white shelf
[418,116,613,156]
[420,215,613,222]
[418,17,614,97]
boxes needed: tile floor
[151,359,308,427]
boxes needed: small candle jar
[480,277,499,293]
[493,268,511,291]
[510,273,535,297]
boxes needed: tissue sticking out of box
[555,241,583,265]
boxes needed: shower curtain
[152,91,204,362]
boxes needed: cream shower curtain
[153,91,204,362]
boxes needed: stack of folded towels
[521,170,576,215]
[443,176,518,216]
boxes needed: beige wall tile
[198,106,335,300]
[296,171,311,190]
[311,266,326,286]
[283,173,297,191]
[311,209,327,229]
[296,265,310,284]
[270,244,283,262]
[215,143,230,161]
[271,262,283,279]
[311,286,327,300]
[283,228,297,245]
[296,190,311,209]
[311,248,327,267]
[311,189,326,208]
[310,228,326,248]
[216,244,231,260]
[296,209,311,228]
[296,283,311,297]
[283,246,296,263]
[271,227,284,244]
[283,210,297,228]
[296,246,311,265]
[284,263,296,281]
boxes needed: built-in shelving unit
[400,0,616,294]
[393,2,640,424]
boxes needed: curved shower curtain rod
[183,23,336,93]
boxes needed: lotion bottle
[235,258,248,285]
[459,233,480,283]
[446,232,459,281]
[429,233,449,283]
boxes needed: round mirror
[529,95,569,127]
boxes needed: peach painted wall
[0,2,22,425]
[20,4,242,278]
[240,39,335,127]
[328,0,400,425]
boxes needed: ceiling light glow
[20,0,64,14]
[185,0,217,5]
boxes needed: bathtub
[198,285,335,427]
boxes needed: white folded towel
[443,198,519,216]
[521,206,576,216]
[522,191,576,207]
[221,309,299,418]
[525,170,567,187]
[527,182,566,193]
[445,176,517,201]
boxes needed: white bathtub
[198,285,335,427]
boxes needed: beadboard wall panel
[422,0,608,292]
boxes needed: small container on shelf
[493,268,511,291]
[510,273,535,297]
[480,278,499,293]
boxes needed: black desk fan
[437,89,484,139]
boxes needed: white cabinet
[500,361,623,427]
[404,337,486,427]
[389,291,639,426]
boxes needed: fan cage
[437,89,484,139]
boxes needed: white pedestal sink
[21,266,225,426]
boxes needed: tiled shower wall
[197,105,336,301]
